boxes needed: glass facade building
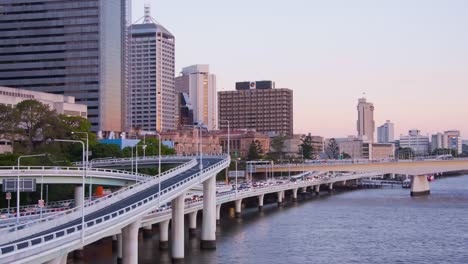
[0,0,128,135]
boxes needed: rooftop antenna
[143,4,151,24]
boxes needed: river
[78,175,468,264]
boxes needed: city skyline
[133,0,468,138]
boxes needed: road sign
[5,192,11,200]
[228,171,245,178]
[38,200,44,208]
[2,179,36,192]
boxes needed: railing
[0,156,229,258]
[0,159,198,236]
[0,166,150,181]
[74,154,205,166]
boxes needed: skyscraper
[377,120,395,143]
[175,65,217,130]
[357,97,375,143]
[129,6,176,132]
[0,0,129,136]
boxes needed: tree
[91,143,123,159]
[325,138,340,159]
[247,141,261,161]
[431,148,457,157]
[0,104,19,143]
[396,147,415,159]
[270,134,287,160]
[15,100,59,152]
[342,152,352,159]
[298,133,316,160]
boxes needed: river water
[78,175,468,264]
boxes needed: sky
[132,0,468,138]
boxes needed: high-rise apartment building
[218,81,293,137]
[129,7,176,132]
[357,97,375,143]
[175,65,217,130]
[377,120,395,143]
[0,0,129,136]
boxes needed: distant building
[217,129,270,158]
[399,130,430,155]
[338,139,394,160]
[377,120,394,143]
[0,0,128,135]
[357,97,375,143]
[175,65,217,130]
[177,93,194,128]
[129,8,176,132]
[160,127,222,155]
[279,134,323,158]
[432,130,463,154]
[218,81,293,137]
[462,140,468,154]
[0,86,87,118]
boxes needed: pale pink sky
[134,0,468,138]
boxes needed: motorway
[0,157,221,255]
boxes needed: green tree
[91,143,123,159]
[15,100,59,152]
[298,133,316,160]
[325,138,340,159]
[396,147,415,159]
[247,141,261,160]
[431,148,457,157]
[0,104,19,144]
[270,134,287,160]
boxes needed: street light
[72,132,90,201]
[135,144,147,182]
[16,153,47,224]
[155,134,162,207]
[47,138,85,244]
[219,120,230,156]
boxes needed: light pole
[196,124,203,172]
[72,132,90,201]
[47,138,85,244]
[135,144,147,182]
[220,120,230,156]
[156,134,162,207]
[16,153,47,224]
[235,158,240,198]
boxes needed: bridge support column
[143,224,153,239]
[342,180,347,186]
[302,187,307,193]
[112,234,118,250]
[188,211,198,238]
[314,185,320,195]
[411,175,430,196]
[277,191,283,207]
[292,188,298,202]
[122,219,141,264]
[159,220,170,249]
[117,233,123,264]
[172,194,185,262]
[216,204,221,225]
[45,253,68,264]
[258,194,264,211]
[74,185,84,208]
[201,176,217,249]
[328,183,334,193]
[234,199,242,218]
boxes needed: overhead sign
[2,179,36,192]
[5,192,11,200]
[228,171,245,178]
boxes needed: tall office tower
[377,120,395,143]
[129,6,176,132]
[175,65,217,130]
[399,129,430,155]
[0,0,129,136]
[218,81,293,137]
[432,130,463,154]
[357,97,375,143]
